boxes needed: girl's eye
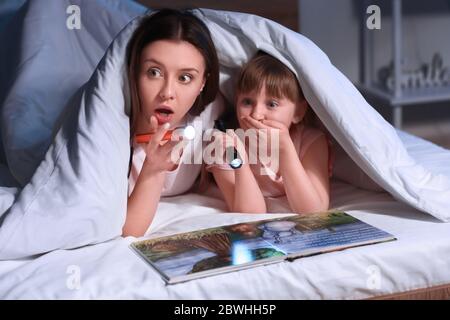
[267,100,279,108]
[179,74,193,83]
[147,68,162,78]
[241,98,252,106]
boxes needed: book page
[131,211,395,283]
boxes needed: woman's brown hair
[126,8,220,138]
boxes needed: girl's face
[136,40,206,132]
[236,85,304,130]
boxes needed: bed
[0,0,450,300]
[1,140,450,300]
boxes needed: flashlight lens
[230,158,243,169]
[183,125,196,140]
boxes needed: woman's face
[136,40,206,132]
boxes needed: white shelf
[360,0,450,128]
[359,84,450,106]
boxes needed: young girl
[206,52,333,214]
[122,9,220,237]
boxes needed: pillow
[0,4,146,259]
[0,0,146,186]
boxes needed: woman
[123,9,220,237]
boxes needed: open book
[131,211,396,284]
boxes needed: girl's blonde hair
[236,51,316,126]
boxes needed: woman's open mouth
[154,107,174,125]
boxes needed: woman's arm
[122,117,186,237]
[211,164,267,213]
[280,135,330,213]
[123,169,165,237]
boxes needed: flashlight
[134,125,196,144]
[214,119,243,170]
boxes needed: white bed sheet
[0,130,449,300]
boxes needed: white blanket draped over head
[0,2,449,260]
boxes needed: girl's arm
[241,116,329,214]
[211,164,266,213]
[279,135,330,213]
[209,130,266,213]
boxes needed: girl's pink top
[206,123,334,197]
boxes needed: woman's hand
[140,116,188,178]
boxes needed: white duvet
[0,0,449,284]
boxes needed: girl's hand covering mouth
[240,116,293,152]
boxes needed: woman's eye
[179,74,193,83]
[147,68,162,78]
[268,100,279,108]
